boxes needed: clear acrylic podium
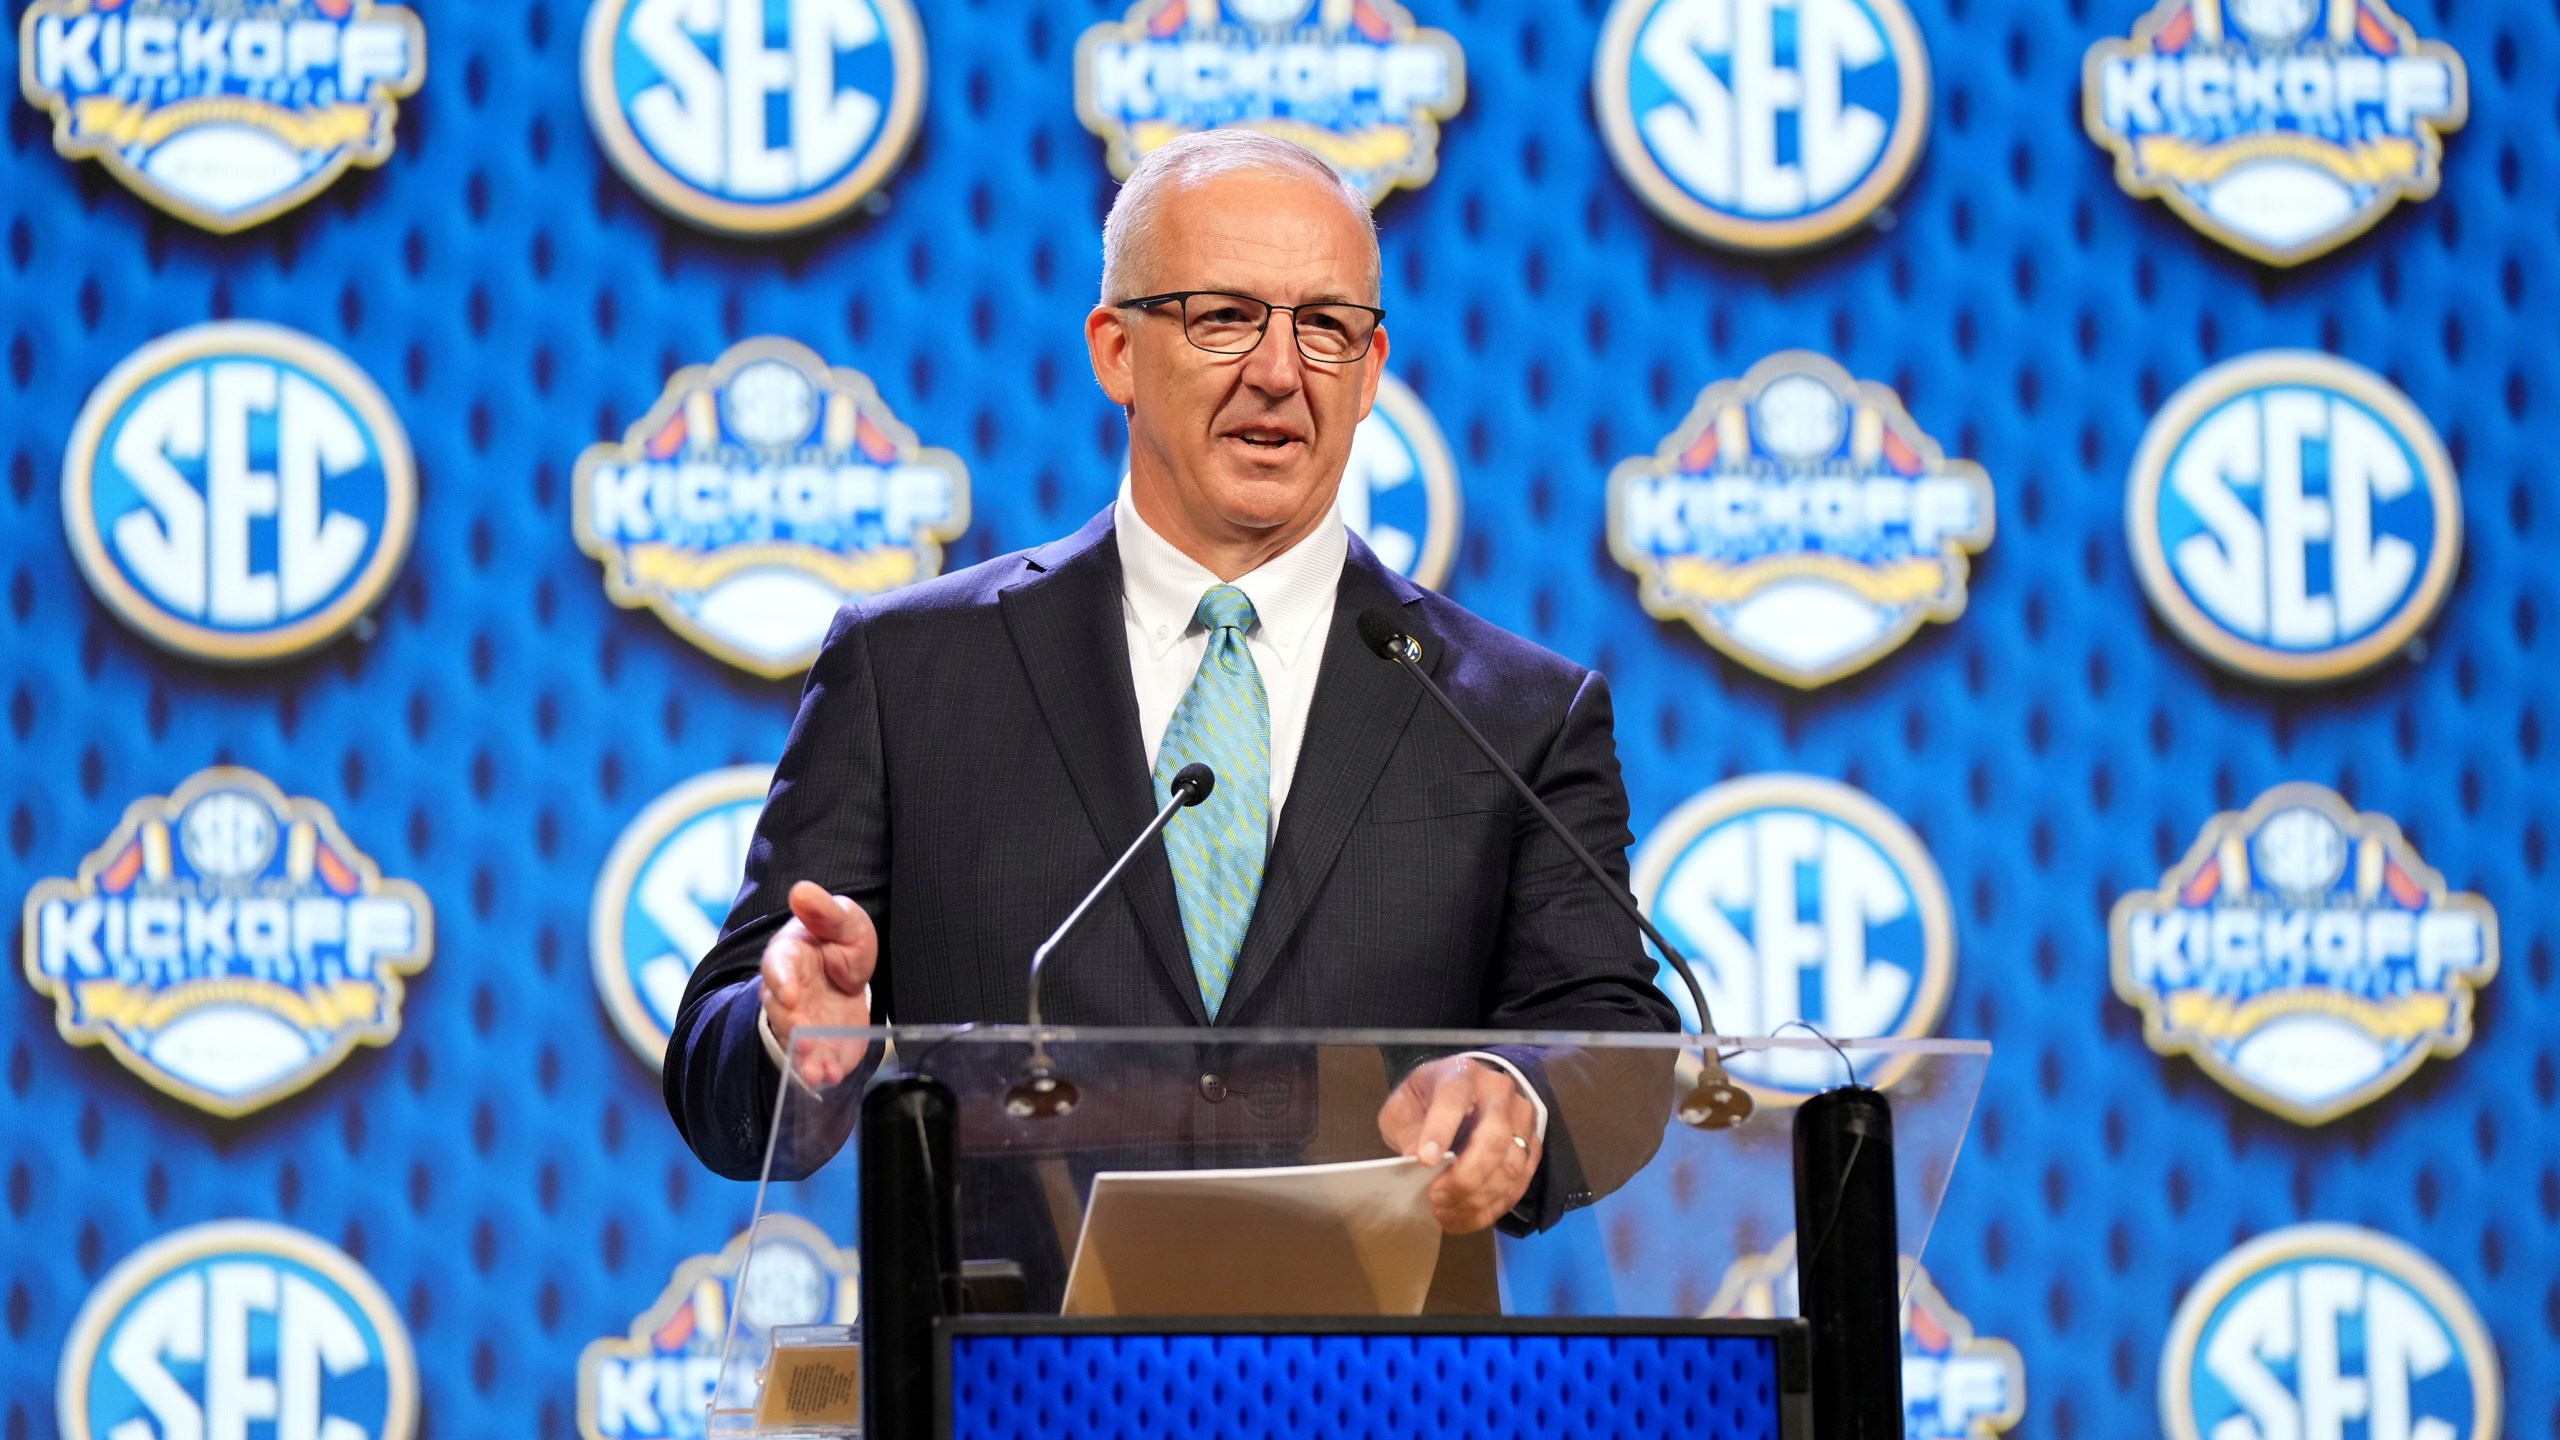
[707,1027,1986,1438]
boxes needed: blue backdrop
[2,0,2550,1436]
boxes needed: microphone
[1355,609,1754,1130]
[1004,762,1215,1118]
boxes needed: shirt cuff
[757,1003,826,1100]
[1457,1050,1550,1143]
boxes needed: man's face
[1087,169,1388,559]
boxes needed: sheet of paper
[1060,1155,1448,1317]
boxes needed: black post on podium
[1793,1085,1904,1440]
[859,1074,959,1440]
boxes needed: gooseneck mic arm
[1006,761,1215,1118]
[1355,610,1753,1129]
[1025,761,1214,1030]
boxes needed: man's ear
[1087,306,1136,407]
[1353,324,1389,422]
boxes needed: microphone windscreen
[1356,609,1408,660]
[1172,762,1215,805]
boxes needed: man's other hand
[758,881,877,1088]
[1377,1056,1542,1234]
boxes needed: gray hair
[1098,130,1380,305]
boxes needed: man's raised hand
[758,881,877,1088]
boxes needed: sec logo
[62,323,416,664]
[1076,0,1467,204]
[579,1217,858,1440]
[2163,1226,2499,1440]
[1594,0,1931,252]
[20,0,425,232]
[574,337,971,678]
[2128,351,2459,683]
[1608,351,1994,687]
[592,766,772,1070]
[1632,774,1954,1098]
[581,0,926,235]
[2112,782,2496,1124]
[1342,373,1461,589]
[21,767,434,1116]
[2085,0,2466,266]
[58,1220,417,1440]
[1707,1241,2025,1440]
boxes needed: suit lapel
[998,510,1208,1024]
[1219,537,1427,1023]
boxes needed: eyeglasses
[1117,291,1386,364]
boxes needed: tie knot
[1194,584,1258,635]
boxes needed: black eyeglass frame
[1115,290,1388,364]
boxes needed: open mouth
[1225,426,1304,453]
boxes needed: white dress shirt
[1114,483,1343,821]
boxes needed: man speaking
[663,130,1677,1238]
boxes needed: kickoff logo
[1707,1240,2025,1440]
[21,767,434,1116]
[2084,0,2466,267]
[19,0,424,233]
[2163,1226,2499,1440]
[2112,782,2496,1125]
[592,766,772,1070]
[581,0,925,235]
[575,337,971,679]
[580,1217,859,1440]
[1594,0,1931,252]
[63,322,416,664]
[1609,351,1993,687]
[1075,0,1467,204]
[2128,351,2459,683]
[58,1220,417,1440]
[1344,372,1461,589]
[1632,774,1954,1098]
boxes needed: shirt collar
[1115,481,1347,671]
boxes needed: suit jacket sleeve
[1484,667,1680,1232]
[661,603,891,1180]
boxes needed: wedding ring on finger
[1510,1133,1530,1152]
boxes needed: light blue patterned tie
[1153,584,1271,1018]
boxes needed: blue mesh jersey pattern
[1,0,2554,1437]
[946,1331,1780,1439]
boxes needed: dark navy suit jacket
[661,509,1679,1230]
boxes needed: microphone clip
[1003,1059,1079,1119]
[1679,1062,1754,1129]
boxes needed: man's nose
[1238,310,1309,394]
